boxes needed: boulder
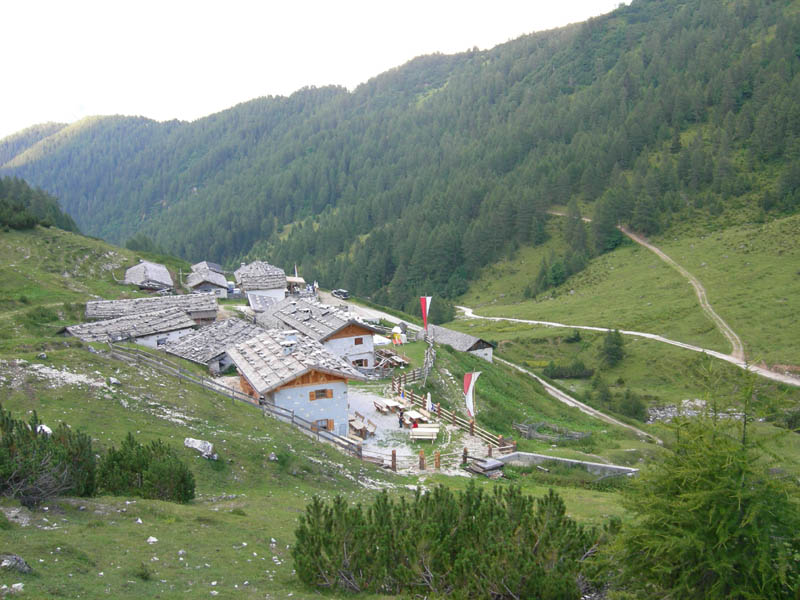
[35,424,52,436]
[184,438,217,460]
[108,377,121,386]
[0,554,32,574]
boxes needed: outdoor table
[383,398,402,412]
[350,419,367,438]
[404,409,427,423]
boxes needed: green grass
[459,213,800,369]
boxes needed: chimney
[280,340,296,355]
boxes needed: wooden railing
[390,377,515,452]
[105,343,362,458]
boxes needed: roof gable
[86,293,218,320]
[234,261,286,291]
[227,329,362,395]
[258,298,379,341]
[124,261,173,289]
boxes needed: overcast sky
[1,0,623,140]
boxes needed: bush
[98,433,194,503]
[293,483,597,598]
[543,359,595,379]
[0,405,96,508]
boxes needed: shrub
[98,433,194,503]
[293,483,597,598]
[543,359,595,379]
[0,405,96,507]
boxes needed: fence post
[436,402,441,417]
[291,410,295,425]
[391,449,397,472]
[498,434,504,448]
[488,444,493,458]
[462,447,468,466]
[512,440,517,452]
[469,419,474,436]
[419,450,425,470]
[451,410,457,426]
[435,451,440,470]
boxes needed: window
[315,419,334,431]
[354,337,363,345]
[352,359,367,367]
[309,389,333,401]
[156,337,167,346]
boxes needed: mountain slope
[1,0,799,314]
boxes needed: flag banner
[420,296,432,330]
[294,264,299,278]
[463,371,481,418]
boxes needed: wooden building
[124,260,174,291]
[85,292,218,325]
[227,329,363,437]
[65,307,196,347]
[257,298,380,368]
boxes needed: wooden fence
[105,343,362,458]
[390,377,515,453]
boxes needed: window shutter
[327,419,334,430]
[309,391,315,401]
[326,389,333,398]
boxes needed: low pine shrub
[98,433,194,503]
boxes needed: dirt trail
[496,358,662,444]
[547,211,746,361]
[617,225,744,360]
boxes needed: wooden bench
[373,400,389,414]
[354,410,365,422]
[365,419,377,437]
[347,434,363,445]
[410,428,439,442]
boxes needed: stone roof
[186,269,228,290]
[247,293,277,313]
[66,307,195,342]
[124,261,173,289]
[191,261,224,274]
[234,261,286,291]
[164,318,263,365]
[227,329,363,395]
[85,293,218,320]
[421,324,493,353]
[257,297,379,341]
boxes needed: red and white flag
[463,372,481,418]
[294,264,299,278]
[420,296,432,330]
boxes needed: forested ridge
[0,177,78,232]
[2,0,799,313]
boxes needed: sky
[1,0,624,140]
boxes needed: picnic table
[349,416,367,438]
[410,423,440,442]
[383,398,403,412]
[404,409,428,423]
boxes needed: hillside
[1,0,799,316]
[0,226,640,598]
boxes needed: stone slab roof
[86,293,218,320]
[234,261,286,291]
[257,298,379,341]
[186,269,228,290]
[421,324,493,353]
[124,261,173,289]
[247,293,277,313]
[191,261,224,274]
[164,318,263,366]
[227,329,363,396]
[66,307,195,342]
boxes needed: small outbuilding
[124,260,174,291]
[417,324,494,363]
[186,268,228,298]
[227,329,363,437]
[191,261,224,275]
